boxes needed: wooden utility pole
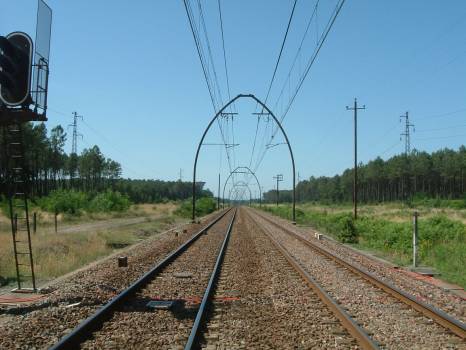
[346,98,365,220]
[273,174,283,206]
[217,173,221,210]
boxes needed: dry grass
[0,202,178,230]
[295,203,466,224]
[0,213,182,285]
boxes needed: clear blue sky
[2,0,466,198]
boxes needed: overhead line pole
[217,173,221,210]
[273,174,283,206]
[346,98,365,220]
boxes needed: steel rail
[184,208,237,350]
[50,209,233,350]
[252,208,466,340]
[244,210,379,350]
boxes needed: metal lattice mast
[400,112,415,155]
[69,111,83,155]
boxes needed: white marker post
[413,211,418,268]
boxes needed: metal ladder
[3,123,36,291]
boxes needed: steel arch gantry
[192,93,296,223]
[227,181,253,206]
[222,166,262,209]
[230,189,250,205]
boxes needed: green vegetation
[262,203,466,288]
[0,122,212,205]
[36,189,131,214]
[175,197,217,218]
[263,147,466,204]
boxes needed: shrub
[336,215,358,243]
[38,189,88,214]
[175,197,217,218]
[88,190,131,212]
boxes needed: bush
[37,189,131,214]
[38,189,88,214]
[336,215,358,243]
[89,190,131,212]
[175,197,217,218]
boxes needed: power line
[196,0,239,172]
[184,0,218,110]
[272,0,320,114]
[262,0,298,108]
[414,134,466,141]
[279,0,346,124]
[415,124,466,132]
[79,137,148,179]
[379,140,402,157]
[183,0,234,174]
[251,0,346,176]
[197,0,224,107]
[218,0,232,105]
[417,107,466,120]
[249,0,298,168]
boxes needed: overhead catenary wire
[272,0,320,114]
[278,0,346,126]
[183,0,235,175]
[196,0,239,172]
[262,0,298,108]
[249,0,298,168]
[197,0,225,108]
[218,0,233,108]
[251,0,346,176]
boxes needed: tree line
[0,122,211,202]
[263,147,466,203]
[1,122,122,197]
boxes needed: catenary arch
[222,166,262,209]
[192,93,296,223]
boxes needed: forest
[0,122,211,203]
[263,147,466,204]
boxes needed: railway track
[48,206,380,349]
[50,208,236,350]
[199,208,378,349]
[11,205,462,349]
[248,207,466,349]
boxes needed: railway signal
[0,32,33,107]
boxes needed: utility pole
[217,173,221,210]
[179,168,183,181]
[400,112,415,201]
[69,112,83,155]
[273,174,283,206]
[400,111,415,155]
[297,172,301,203]
[346,98,365,220]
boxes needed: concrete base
[10,287,39,294]
[409,267,440,277]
